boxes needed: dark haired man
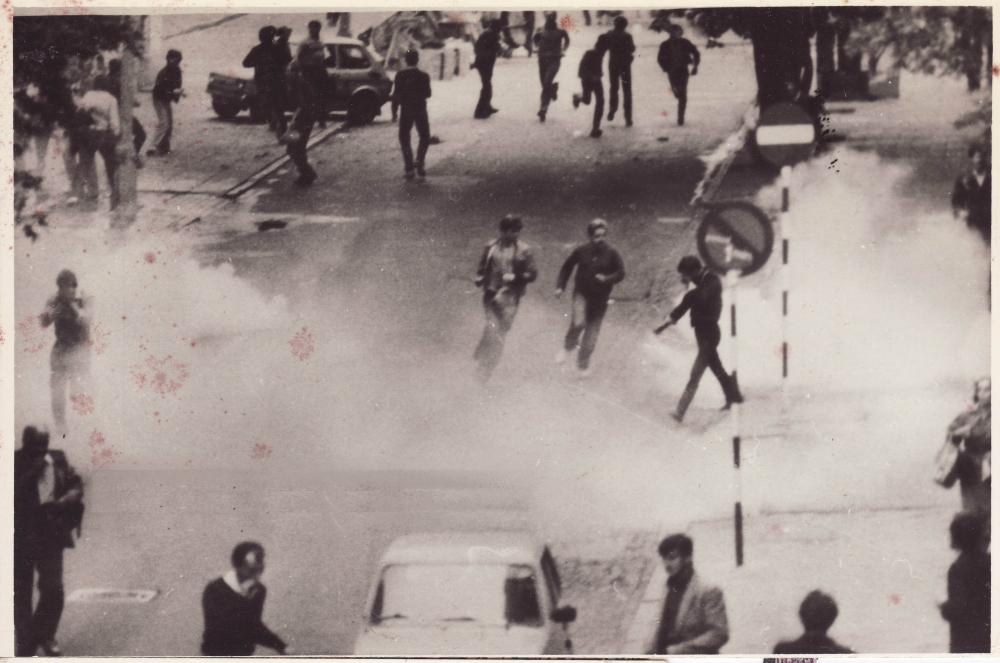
[391,50,432,179]
[297,20,329,128]
[533,12,570,122]
[657,25,699,126]
[647,534,729,655]
[773,590,854,654]
[473,215,538,381]
[41,269,91,435]
[572,40,607,138]
[243,26,286,136]
[604,15,635,126]
[472,20,503,119]
[654,255,743,422]
[940,511,990,653]
[202,541,289,656]
[150,49,183,156]
[952,144,991,245]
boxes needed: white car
[353,531,578,655]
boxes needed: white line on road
[656,217,688,225]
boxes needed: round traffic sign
[696,202,774,276]
[755,102,816,168]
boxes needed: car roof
[380,531,544,566]
[292,36,368,48]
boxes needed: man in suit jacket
[647,534,729,655]
[952,144,991,245]
[14,426,85,657]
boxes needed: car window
[324,45,338,68]
[504,565,543,626]
[338,44,370,70]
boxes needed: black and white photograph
[4,3,993,657]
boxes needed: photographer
[40,269,91,435]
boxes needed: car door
[336,43,376,97]
[540,548,572,654]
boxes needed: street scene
[7,6,992,657]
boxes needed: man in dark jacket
[555,218,625,376]
[473,215,538,382]
[533,12,570,122]
[202,541,289,656]
[149,49,183,156]
[243,26,286,135]
[940,511,990,653]
[41,269,91,435]
[773,591,854,654]
[14,426,84,657]
[283,59,318,187]
[472,20,502,119]
[657,25,699,126]
[391,49,432,179]
[604,15,635,126]
[572,41,608,138]
[952,144,991,245]
[654,255,743,422]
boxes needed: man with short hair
[533,12,570,122]
[647,534,729,655]
[14,426,84,657]
[604,15,635,127]
[571,41,608,138]
[283,59,318,187]
[75,75,121,209]
[472,20,503,119]
[657,25,699,126]
[473,215,538,381]
[952,144,991,245]
[391,49,432,179]
[297,20,329,128]
[654,255,743,422]
[940,511,991,653]
[201,541,289,656]
[149,49,183,156]
[41,269,91,435]
[555,218,625,377]
[773,591,854,654]
[243,26,285,135]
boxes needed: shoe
[552,83,559,101]
[488,108,499,116]
[404,168,415,180]
[555,348,570,365]
[626,119,633,127]
[293,172,317,187]
[590,128,603,138]
[474,112,490,119]
[670,412,683,424]
[40,639,62,656]
[607,111,615,122]
[572,94,581,109]
[416,163,426,178]
[576,367,592,379]
[538,109,546,123]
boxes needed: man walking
[472,20,502,119]
[604,16,635,127]
[473,215,538,382]
[282,59,318,187]
[41,269,91,436]
[201,541,289,656]
[654,256,743,422]
[555,218,625,377]
[657,25,699,126]
[297,20,329,128]
[14,426,84,657]
[75,76,121,209]
[243,26,286,136]
[646,534,729,655]
[533,12,570,123]
[391,50,432,179]
[149,49,183,156]
[522,11,536,56]
[952,144,991,245]
[572,41,607,138]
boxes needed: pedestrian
[522,11,536,56]
[75,75,121,210]
[473,215,538,382]
[243,26,284,135]
[646,534,729,655]
[14,425,84,657]
[582,10,592,26]
[282,60,318,187]
[498,12,518,52]
[571,41,608,138]
[297,20,329,128]
[604,15,635,127]
[272,27,294,135]
[939,511,990,653]
[657,25,700,126]
[108,58,148,165]
[472,20,502,119]
[201,541,290,656]
[951,144,991,245]
[937,378,991,521]
[149,49,183,156]
[41,269,92,437]
[533,12,570,123]
[391,49,432,180]
[773,591,854,654]
[555,218,626,377]
[653,256,743,422]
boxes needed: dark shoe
[404,168,415,180]
[474,112,490,119]
[293,172,317,187]
[40,639,63,656]
[488,108,499,116]
[415,163,426,178]
[607,111,615,122]
[670,412,683,424]
[572,94,581,109]
[538,109,546,123]
[626,119,633,127]
[590,128,602,138]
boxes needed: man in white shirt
[75,75,122,210]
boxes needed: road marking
[756,123,817,146]
[657,217,688,225]
[68,588,159,603]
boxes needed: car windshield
[370,563,542,627]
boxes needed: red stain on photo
[251,442,273,459]
[17,315,47,354]
[88,429,120,467]
[289,326,315,361]
[559,14,576,32]
[131,354,190,396]
[992,64,998,77]
[70,393,94,416]
[768,522,787,535]
[889,594,902,605]
[87,322,109,355]
[144,251,157,264]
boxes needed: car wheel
[212,98,241,120]
[347,93,379,126]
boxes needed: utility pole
[113,15,143,228]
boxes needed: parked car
[354,531,578,655]
[206,37,392,125]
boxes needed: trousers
[563,291,608,369]
[473,290,520,380]
[538,57,561,111]
[608,62,632,122]
[675,324,739,418]
[14,540,65,656]
[399,109,430,170]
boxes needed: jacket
[14,448,85,549]
[670,269,722,330]
[153,63,183,103]
[391,67,432,115]
[579,49,604,79]
[952,171,991,242]
[603,29,635,67]
[556,242,625,302]
[473,29,501,68]
[773,632,854,654]
[647,572,729,654]
[658,37,700,74]
[201,577,286,655]
[941,551,991,653]
[475,239,538,298]
[243,43,282,91]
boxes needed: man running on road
[657,25,700,126]
[533,12,570,123]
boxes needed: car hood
[354,622,548,655]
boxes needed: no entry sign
[696,202,774,276]
[755,102,817,168]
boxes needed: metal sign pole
[779,165,792,408]
[725,257,744,567]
